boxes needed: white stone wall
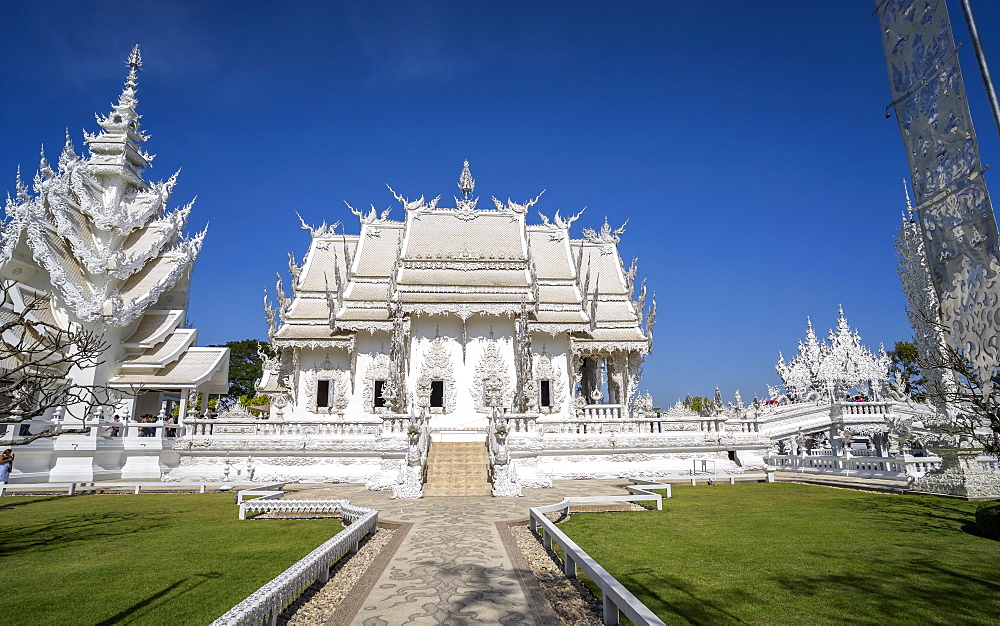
[346,332,393,420]
[407,315,516,430]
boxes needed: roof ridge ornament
[458,160,475,196]
[454,160,479,218]
[492,190,545,214]
[582,216,627,244]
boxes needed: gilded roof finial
[458,160,475,197]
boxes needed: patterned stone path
[284,479,629,625]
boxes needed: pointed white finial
[127,44,142,74]
[458,160,475,196]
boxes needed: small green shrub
[975,502,1000,540]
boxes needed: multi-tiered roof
[268,161,655,354]
[0,46,227,394]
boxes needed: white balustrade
[184,418,383,439]
[539,415,737,437]
[580,404,624,420]
[837,401,894,418]
[766,452,944,479]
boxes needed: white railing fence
[528,495,666,626]
[765,453,947,478]
[215,488,378,626]
[538,416,731,436]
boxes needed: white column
[177,392,188,427]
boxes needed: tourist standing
[0,449,13,483]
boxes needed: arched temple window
[373,380,386,409]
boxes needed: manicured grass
[0,494,340,624]
[558,483,1000,625]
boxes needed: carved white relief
[534,351,566,414]
[472,337,512,412]
[304,356,350,414]
[362,353,391,413]
[775,308,890,403]
[415,335,456,413]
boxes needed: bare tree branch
[913,309,1000,455]
[0,280,119,443]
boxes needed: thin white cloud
[341,2,567,87]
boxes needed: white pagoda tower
[0,46,229,482]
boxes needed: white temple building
[0,47,229,482]
[169,163,783,492]
[262,161,653,427]
[2,48,968,493]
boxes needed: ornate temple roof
[1,47,229,395]
[110,347,230,393]
[268,162,655,351]
[1,45,205,328]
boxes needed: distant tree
[242,394,270,407]
[919,337,1000,456]
[888,340,927,401]
[684,396,714,416]
[0,281,116,445]
[209,339,268,400]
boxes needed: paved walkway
[283,479,631,625]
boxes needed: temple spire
[454,160,478,213]
[458,160,475,197]
[85,45,153,181]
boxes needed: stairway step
[422,441,490,497]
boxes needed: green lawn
[558,483,1000,625]
[0,494,340,625]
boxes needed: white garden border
[212,488,378,626]
[528,474,776,625]
[528,490,666,626]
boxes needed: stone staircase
[423,441,492,497]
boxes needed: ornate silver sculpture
[876,0,1000,393]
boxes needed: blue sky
[2,1,999,404]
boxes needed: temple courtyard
[1,479,997,625]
